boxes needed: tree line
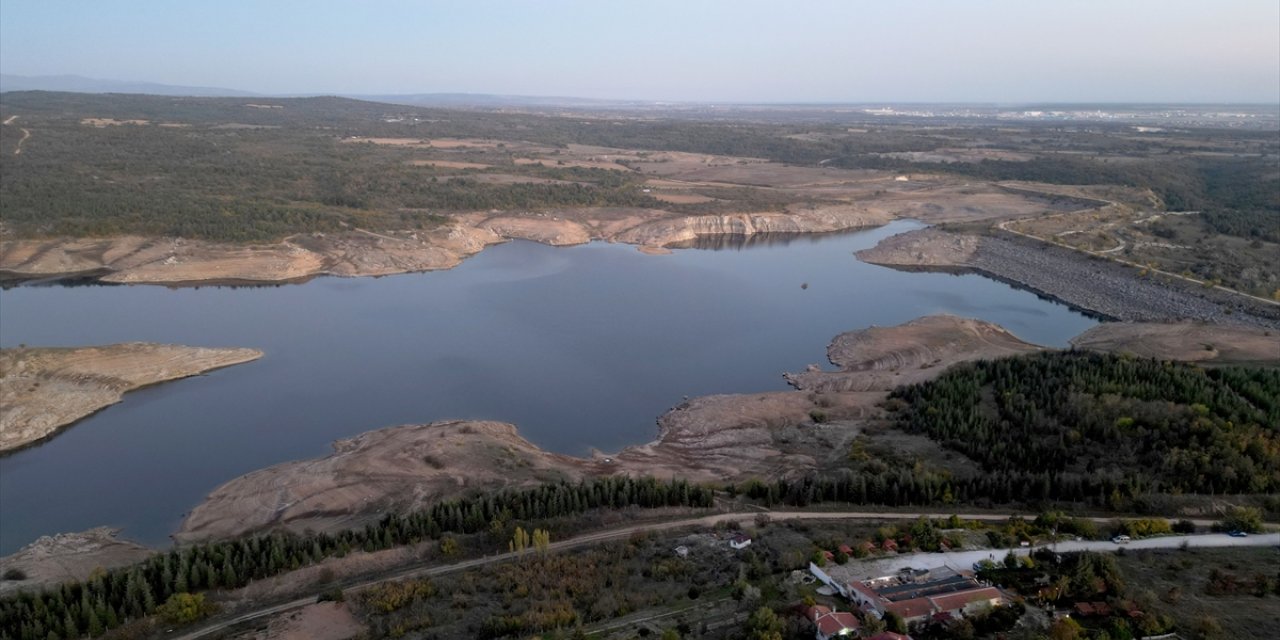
[0,476,713,640]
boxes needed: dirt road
[2,115,29,155]
[171,510,1275,639]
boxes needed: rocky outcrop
[0,224,504,285]
[176,421,595,542]
[613,205,893,248]
[0,528,153,596]
[784,315,1043,393]
[0,344,263,451]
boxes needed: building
[673,545,689,557]
[865,633,912,640]
[729,534,752,550]
[810,564,1005,626]
[802,605,860,640]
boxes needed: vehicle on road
[1111,535,1131,544]
[1228,530,1249,537]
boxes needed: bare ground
[0,343,263,452]
[1070,322,1280,364]
[173,316,1042,543]
[0,528,153,596]
[228,602,364,640]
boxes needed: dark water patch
[0,220,1097,552]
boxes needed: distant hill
[0,74,256,97]
[349,92,657,108]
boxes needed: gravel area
[973,234,1280,329]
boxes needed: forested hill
[887,351,1280,496]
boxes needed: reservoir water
[0,221,1097,553]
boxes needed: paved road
[172,510,1274,639]
[859,532,1280,578]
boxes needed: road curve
[172,510,1276,639]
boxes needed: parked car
[1227,530,1249,538]
[1111,535,1131,544]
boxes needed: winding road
[171,510,1277,639]
[3,115,30,155]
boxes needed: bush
[156,593,216,624]
[317,587,345,603]
[0,569,25,581]
[1213,506,1263,533]
[808,409,828,424]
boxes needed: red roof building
[865,633,912,640]
[927,586,1004,616]
[802,605,860,640]
[885,597,934,623]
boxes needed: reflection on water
[0,220,1098,551]
[667,229,864,250]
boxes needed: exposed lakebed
[0,221,1096,553]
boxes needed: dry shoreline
[171,315,1042,543]
[6,316,1275,588]
[0,343,263,452]
[0,168,1067,288]
[0,205,895,287]
[173,314,1279,544]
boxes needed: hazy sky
[2,0,1277,103]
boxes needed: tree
[744,606,783,640]
[157,592,215,624]
[532,528,551,553]
[884,610,908,635]
[1049,617,1085,640]
[1004,550,1020,569]
[511,526,530,553]
[439,536,459,557]
[1214,506,1263,533]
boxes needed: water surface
[0,221,1096,552]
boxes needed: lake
[0,221,1097,553]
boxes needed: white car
[1111,535,1131,544]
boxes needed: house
[729,534,752,550]
[881,539,899,552]
[802,605,860,640]
[927,586,1003,618]
[866,633,912,640]
[673,545,689,557]
[809,564,1006,626]
[838,544,854,556]
[822,550,836,562]
[885,597,935,624]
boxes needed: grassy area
[1113,547,1280,639]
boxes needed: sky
[1,0,1278,103]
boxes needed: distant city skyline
[2,0,1277,104]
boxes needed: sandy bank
[174,315,1038,543]
[0,528,153,596]
[0,343,263,452]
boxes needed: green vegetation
[0,476,712,640]
[887,351,1280,495]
